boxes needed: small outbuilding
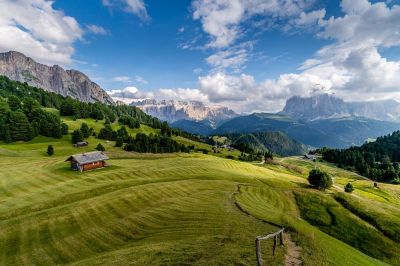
[73,141,88,148]
[66,151,109,172]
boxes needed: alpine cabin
[66,151,109,172]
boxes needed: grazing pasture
[0,121,399,265]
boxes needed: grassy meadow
[0,118,399,265]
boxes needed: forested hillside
[225,131,306,156]
[0,76,200,153]
[320,131,400,183]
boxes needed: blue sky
[1,0,400,113]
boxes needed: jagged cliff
[280,94,400,122]
[131,99,237,125]
[0,51,113,104]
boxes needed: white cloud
[86,24,108,35]
[0,0,83,65]
[135,75,148,84]
[191,0,323,72]
[112,75,148,84]
[299,0,400,101]
[108,86,149,103]
[102,0,149,21]
[113,76,132,82]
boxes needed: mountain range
[170,95,400,148]
[1,50,400,149]
[281,93,400,122]
[0,51,113,104]
[131,99,237,126]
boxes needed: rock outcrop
[131,99,237,125]
[0,51,113,104]
[280,93,400,122]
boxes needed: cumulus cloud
[299,0,400,100]
[102,0,149,21]
[0,0,83,65]
[108,86,151,103]
[191,0,324,72]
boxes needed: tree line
[318,131,400,183]
[0,75,201,148]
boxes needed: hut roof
[66,151,109,165]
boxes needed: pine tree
[96,143,105,151]
[8,111,32,141]
[80,123,90,138]
[71,129,84,144]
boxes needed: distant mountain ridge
[281,94,400,122]
[0,51,113,104]
[131,99,237,126]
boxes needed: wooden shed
[66,151,109,172]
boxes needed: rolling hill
[1,74,400,265]
[214,113,400,148]
[225,131,307,156]
[1,122,399,265]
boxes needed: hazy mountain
[0,51,113,104]
[131,99,237,126]
[280,93,400,122]
[215,113,400,148]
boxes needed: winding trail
[233,184,302,266]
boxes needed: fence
[255,228,284,266]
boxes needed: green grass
[0,119,399,265]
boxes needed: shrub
[226,155,235,160]
[47,145,54,156]
[202,149,209,154]
[96,143,105,151]
[308,168,332,191]
[80,123,90,138]
[344,183,354,193]
[71,129,83,144]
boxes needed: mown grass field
[0,119,399,265]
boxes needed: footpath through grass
[0,122,399,265]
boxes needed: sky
[1,0,400,113]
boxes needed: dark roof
[66,151,109,165]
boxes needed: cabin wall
[82,161,105,171]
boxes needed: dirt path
[284,233,302,266]
[233,184,303,265]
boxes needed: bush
[61,123,68,135]
[71,129,83,144]
[47,145,54,156]
[308,168,332,191]
[202,149,209,154]
[80,123,90,138]
[96,143,105,151]
[344,183,354,193]
[226,155,235,160]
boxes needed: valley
[0,116,399,265]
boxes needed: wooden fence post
[255,228,285,266]
[256,238,262,266]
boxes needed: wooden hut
[73,141,88,148]
[66,151,109,172]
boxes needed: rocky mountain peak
[0,51,113,104]
[131,99,237,125]
[280,93,400,122]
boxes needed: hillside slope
[225,131,307,156]
[215,113,400,148]
[1,135,398,265]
